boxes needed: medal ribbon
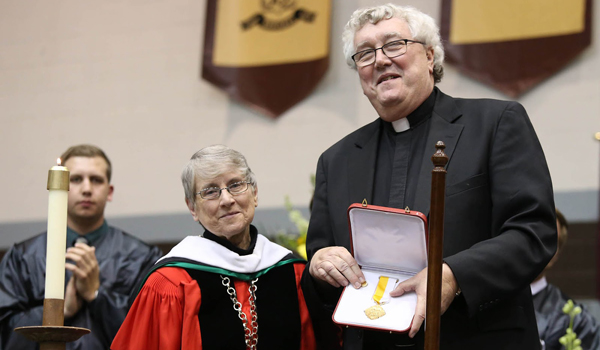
[373,276,397,305]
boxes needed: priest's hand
[65,242,100,302]
[390,263,459,338]
[64,276,83,318]
[309,246,365,289]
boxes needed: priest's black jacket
[302,88,557,350]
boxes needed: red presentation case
[333,203,428,333]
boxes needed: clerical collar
[530,276,548,296]
[67,221,108,247]
[386,88,437,133]
[391,118,410,132]
[202,225,258,256]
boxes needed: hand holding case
[332,203,428,333]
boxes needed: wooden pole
[424,141,448,350]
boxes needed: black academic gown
[0,224,163,350]
[533,283,600,350]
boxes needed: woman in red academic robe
[111,145,318,350]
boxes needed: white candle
[44,158,69,300]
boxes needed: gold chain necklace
[221,275,259,350]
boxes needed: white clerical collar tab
[530,276,548,296]
[392,118,410,132]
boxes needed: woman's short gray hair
[342,3,444,83]
[182,145,257,207]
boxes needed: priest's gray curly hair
[182,145,257,208]
[342,3,444,83]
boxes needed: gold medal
[364,305,386,320]
[364,276,398,320]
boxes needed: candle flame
[57,158,62,166]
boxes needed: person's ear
[426,47,434,73]
[252,185,258,207]
[185,198,199,221]
[107,184,114,202]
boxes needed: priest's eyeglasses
[196,181,252,200]
[352,39,425,67]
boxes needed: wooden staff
[424,141,448,350]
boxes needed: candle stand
[14,160,89,349]
[14,298,89,350]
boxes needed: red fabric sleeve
[294,263,318,350]
[111,267,202,350]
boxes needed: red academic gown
[112,261,316,350]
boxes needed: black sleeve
[0,243,45,350]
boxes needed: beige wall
[1,0,598,247]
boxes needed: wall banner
[202,0,331,118]
[440,0,591,97]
